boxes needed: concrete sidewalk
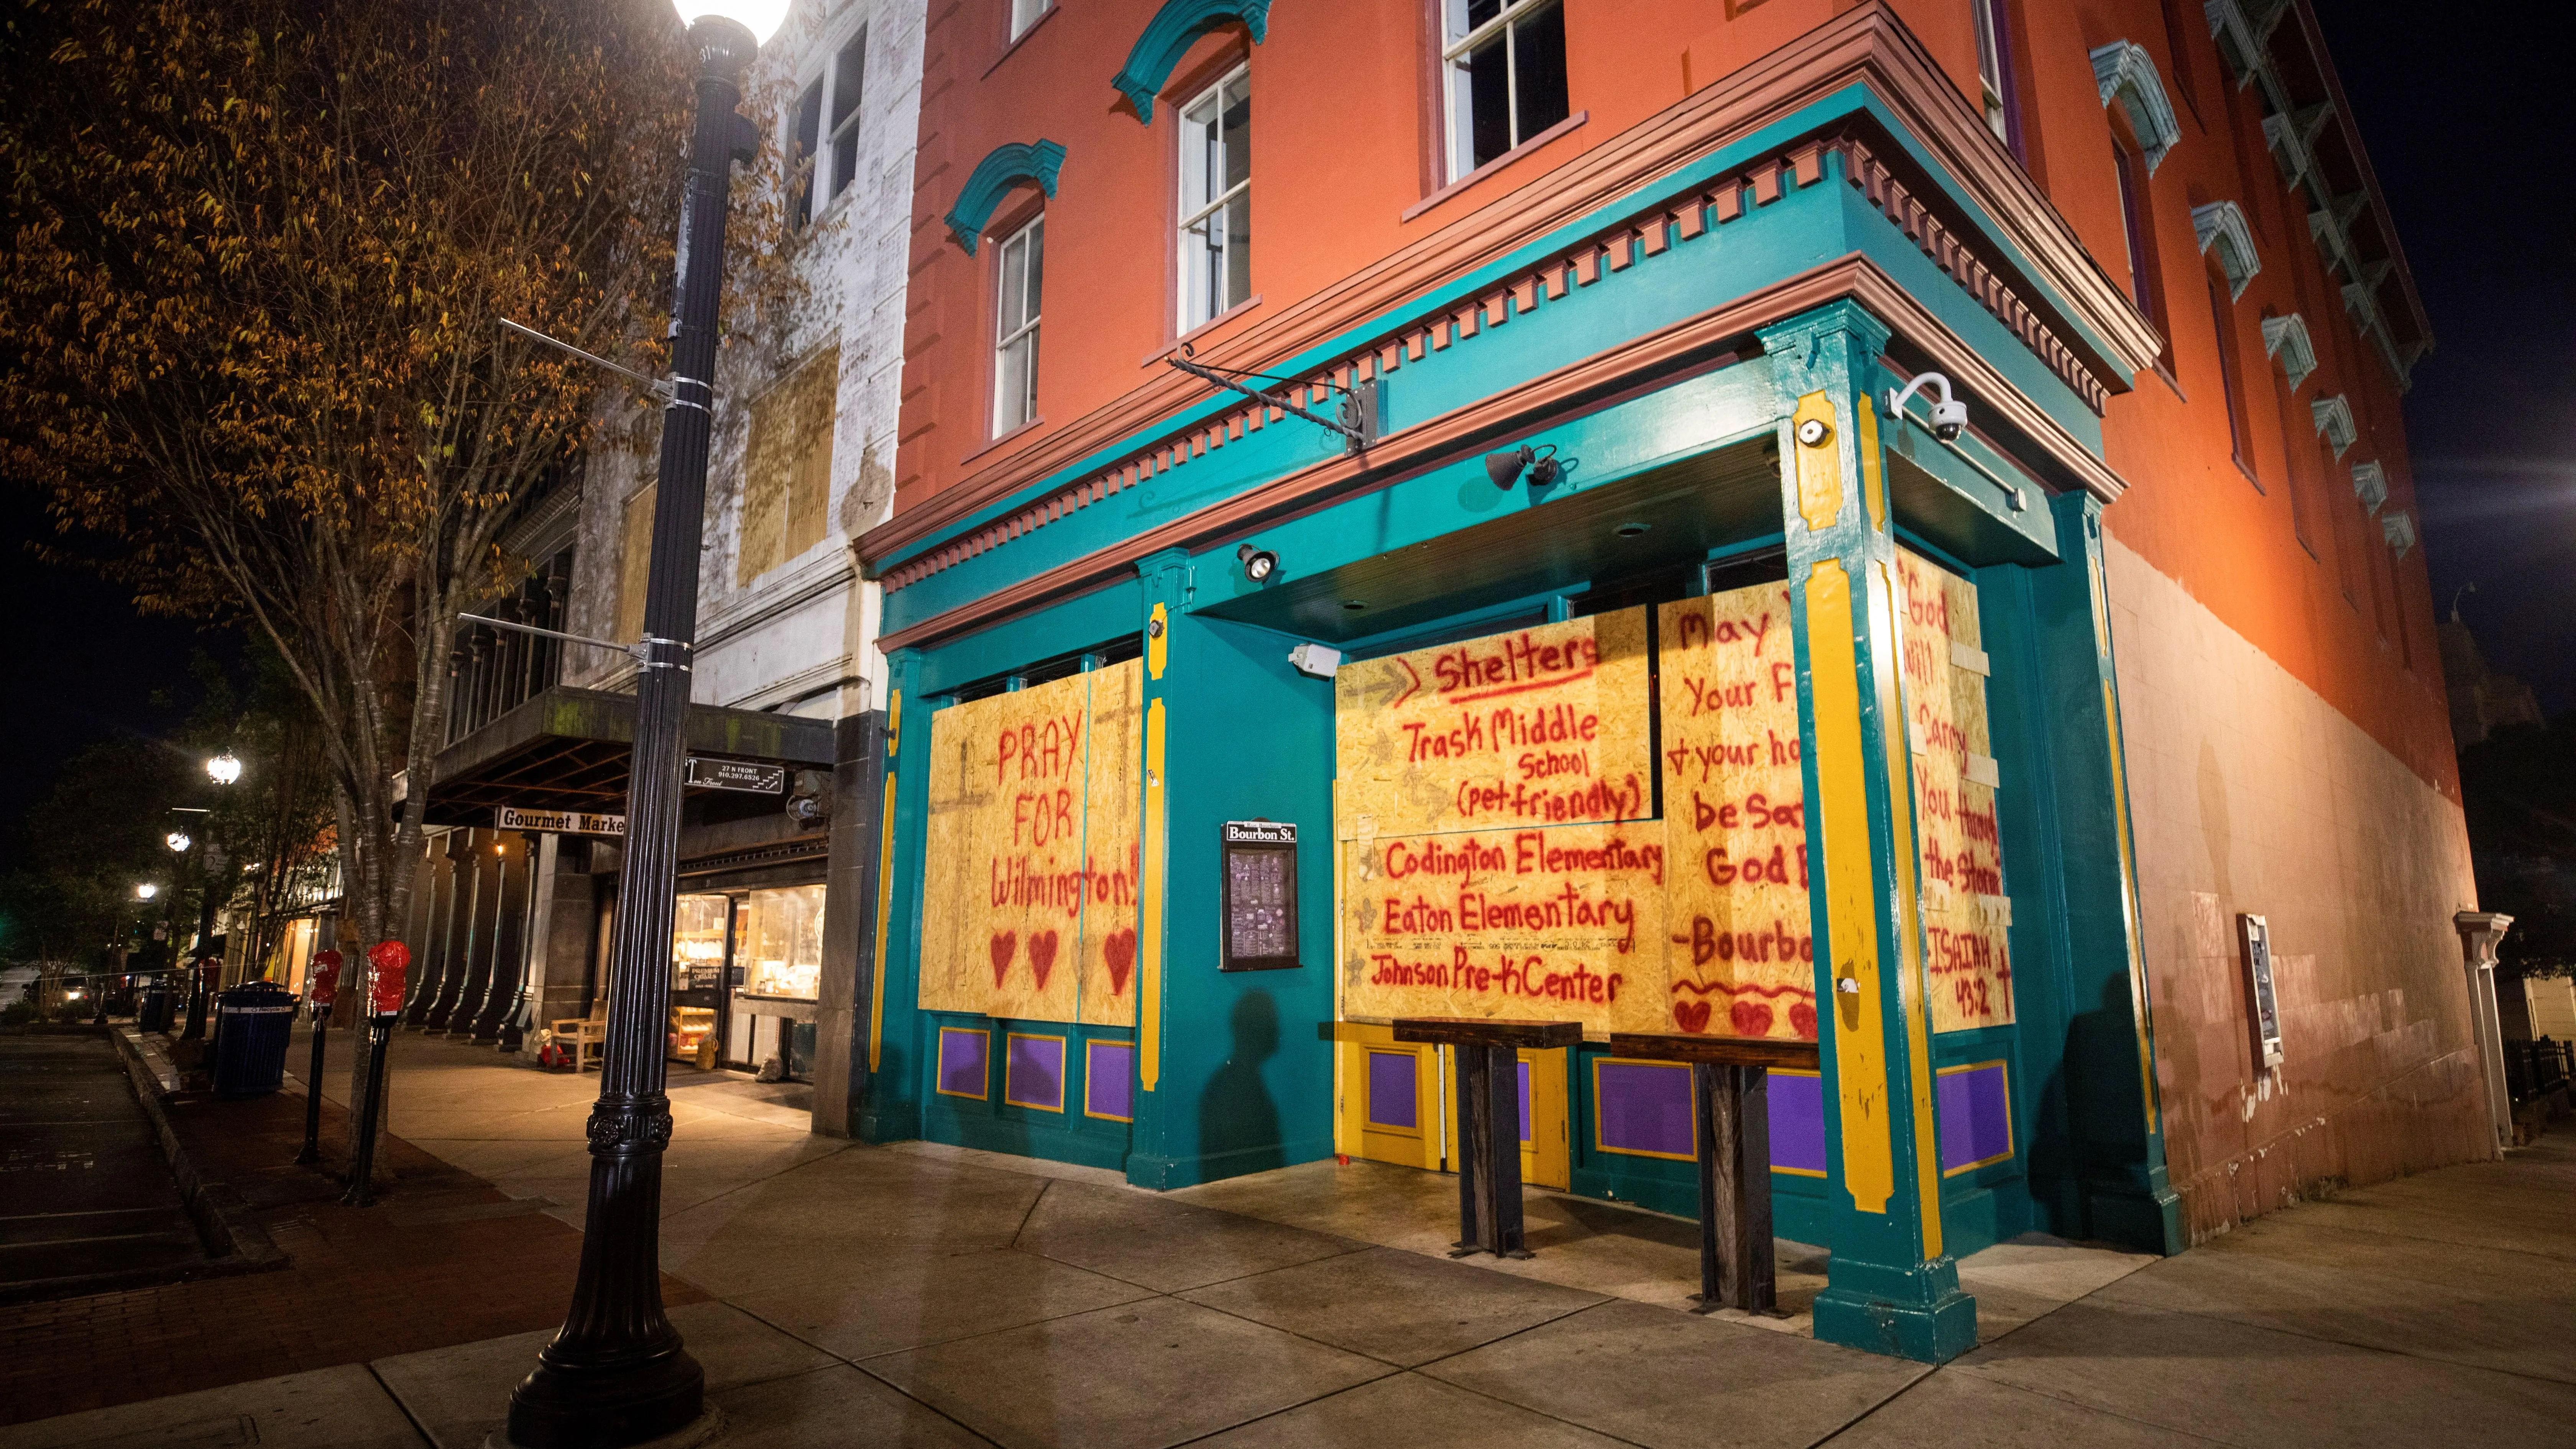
[7,1033,2570,1447]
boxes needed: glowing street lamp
[167,830,192,853]
[205,752,243,785]
[135,883,158,901]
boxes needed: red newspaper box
[366,941,410,1016]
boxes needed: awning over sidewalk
[396,686,835,828]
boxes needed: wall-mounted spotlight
[1236,542,1280,583]
[1882,371,1968,442]
[1484,443,1561,490]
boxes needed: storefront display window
[736,885,824,1001]
[670,893,730,1066]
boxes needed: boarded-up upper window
[616,480,657,646]
[739,346,838,586]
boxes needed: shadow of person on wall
[1198,990,1283,1177]
[2029,972,2165,1247]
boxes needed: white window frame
[1440,0,1563,182]
[789,23,869,228]
[992,216,1043,436]
[1972,0,2009,144]
[1009,0,1049,42]
[1176,65,1251,332]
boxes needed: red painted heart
[1101,928,1137,996]
[1673,1000,1712,1033]
[989,930,1016,987]
[1730,1001,1774,1037]
[1027,930,1060,991]
[1789,1002,1819,1040]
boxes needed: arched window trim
[944,140,1068,254]
[1109,0,1273,123]
[2261,312,2317,390]
[2191,199,2261,300]
[2090,40,2181,173]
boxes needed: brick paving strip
[0,1043,702,1427]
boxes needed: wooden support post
[1397,1017,1579,1260]
[1614,1032,1817,1313]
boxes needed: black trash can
[137,982,173,1033]
[212,981,299,1099]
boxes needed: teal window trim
[2089,41,2180,174]
[1111,0,1272,123]
[945,140,1066,255]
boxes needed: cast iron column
[505,18,754,1448]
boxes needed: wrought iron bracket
[1164,343,1379,453]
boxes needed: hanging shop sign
[685,757,787,794]
[496,807,627,835]
[917,660,1143,1027]
[1220,821,1300,971]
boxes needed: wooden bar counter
[1392,1017,1583,1259]
[1607,1032,1823,1312]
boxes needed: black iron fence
[2504,1038,2573,1105]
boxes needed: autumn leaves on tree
[0,0,808,1154]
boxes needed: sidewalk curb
[109,1027,289,1274]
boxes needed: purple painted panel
[1086,1042,1135,1120]
[936,1027,988,1098]
[1597,1061,1694,1157]
[1768,1072,1827,1175]
[1518,1059,1533,1144]
[1006,1035,1065,1111]
[1366,1050,1417,1130]
[1937,1063,2013,1173]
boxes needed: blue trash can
[212,981,299,1099]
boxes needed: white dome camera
[1884,371,1968,444]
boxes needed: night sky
[0,3,2566,850]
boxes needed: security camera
[1883,371,1967,443]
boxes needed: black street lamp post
[504,16,759,1449]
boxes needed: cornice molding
[872,2,2157,568]
[877,254,2124,654]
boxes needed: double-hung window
[1009,0,1048,41]
[993,217,1043,435]
[789,28,869,230]
[1971,0,2022,156]
[1178,67,1251,332]
[1442,0,1569,181]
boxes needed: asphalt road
[0,1033,203,1288]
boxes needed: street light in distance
[205,752,243,785]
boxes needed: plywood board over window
[1897,549,2016,1032]
[738,345,839,586]
[918,660,1144,1027]
[1656,585,1816,1042]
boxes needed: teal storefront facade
[854,33,2185,1361]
